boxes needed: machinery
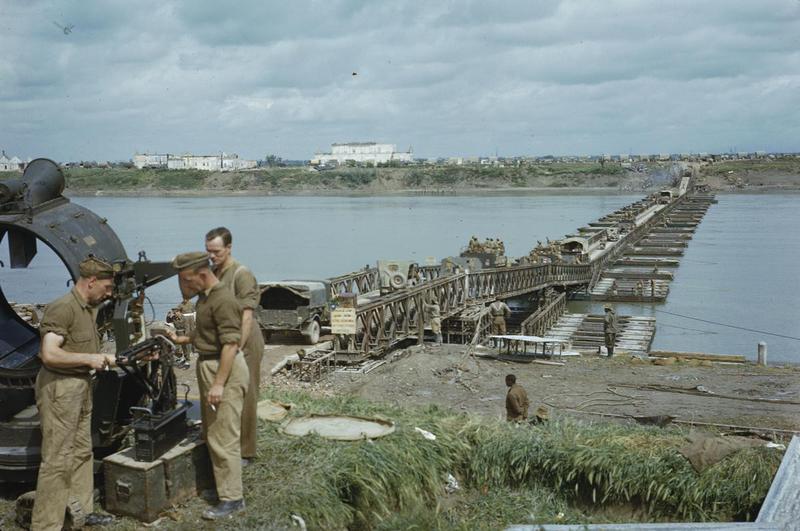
[0,159,183,481]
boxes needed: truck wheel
[303,320,320,345]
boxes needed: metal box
[103,438,213,522]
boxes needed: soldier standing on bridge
[489,299,512,348]
[205,227,265,469]
[423,295,442,345]
[603,304,618,357]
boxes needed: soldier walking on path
[603,304,618,357]
[505,374,530,422]
[31,256,117,530]
[205,227,265,468]
[167,252,249,520]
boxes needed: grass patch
[191,390,782,530]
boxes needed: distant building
[314,142,413,165]
[133,153,168,169]
[0,151,26,172]
[134,152,256,171]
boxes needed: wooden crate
[103,438,213,522]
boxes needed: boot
[202,499,245,520]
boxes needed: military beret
[171,251,210,271]
[604,304,613,311]
[79,255,114,279]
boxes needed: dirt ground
[180,337,800,434]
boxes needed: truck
[256,281,331,344]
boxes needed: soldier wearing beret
[32,255,117,530]
[166,251,249,520]
[205,227,264,467]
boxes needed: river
[2,193,798,363]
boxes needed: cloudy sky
[1,0,799,161]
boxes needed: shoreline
[65,184,800,199]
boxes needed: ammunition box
[103,438,213,522]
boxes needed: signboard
[331,307,357,334]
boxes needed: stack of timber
[544,313,656,356]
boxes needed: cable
[144,295,157,325]
[654,309,800,341]
[656,322,718,335]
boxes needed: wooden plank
[650,350,746,363]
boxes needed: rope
[654,309,800,341]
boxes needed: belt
[197,350,243,360]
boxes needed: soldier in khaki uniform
[422,296,442,345]
[489,299,511,347]
[205,227,264,466]
[603,304,618,357]
[167,252,249,520]
[505,374,530,422]
[32,256,117,530]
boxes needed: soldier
[603,304,618,357]
[205,227,265,468]
[167,252,249,520]
[423,296,442,345]
[635,280,644,296]
[32,256,117,530]
[498,239,505,255]
[505,374,529,422]
[610,280,618,296]
[489,299,512,347]
[650,278,657,297]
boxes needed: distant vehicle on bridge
[257,281,331,344]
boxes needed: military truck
[256,281,331,344]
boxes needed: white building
[135,152,256,171]
[133,153,169,169]
[314,142,413,165]
[0,152,25,172]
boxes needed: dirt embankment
[3,159,798,196]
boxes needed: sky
[1,0,799,161]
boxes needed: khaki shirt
[603,311,618,334]
[193,283,242,354]
[506,384,530,421]
[423,302,441,320]
[489,301,511,318]
[214,259,260,349]
[38,288,100,375]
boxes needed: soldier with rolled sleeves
[32,256,117,530]
[166,252,249,520]
[205,227,264,467]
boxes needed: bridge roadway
[329,184,698,361]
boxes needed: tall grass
[210,390,783,530]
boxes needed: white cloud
[1,0,798,160]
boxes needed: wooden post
[757,342,768,366]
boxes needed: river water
[2,193,798,363]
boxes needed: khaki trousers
[492,316,507,335]
[197,355,249,501]
[31,369,94,531]
[241,323,264,459]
